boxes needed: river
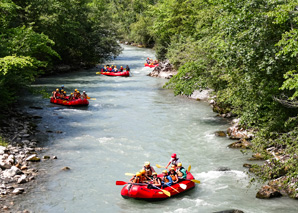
[15,45,298,212]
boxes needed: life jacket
[170,174,177,181]
[171,158,180,166]
[108,67,112,71]
[163,176,170,183]
[177,167,185,177]
[153,177,161,185]
[144,166,153,176]
[133,176,140,183]
[140,175,147,182]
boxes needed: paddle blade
[116,181,128,185]
[90,98,96,100]
[191,179,200,184]
[187,165,191,172]
[96,72,101,75]
[179,184,187,190]
[162,190,171,197]
[156,164,164,168]
[125,173,135,176]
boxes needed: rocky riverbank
[149,60,298,199]
[0,110,56,211]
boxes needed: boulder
[26,154,40,162]
[12,188,24,195]
[17,175,27,184]
[213,210,244,213]
[256,185,282,199]
[215,131,227,137]
[0,146,7,155]
[2,166,22,179]
[148,59,177,79]
[228,139,252,149]
[189,89,212,101]
[227,118,254,139]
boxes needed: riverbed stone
[256,185,282,199]
[2,166,22,179]
[228,139,252,149]
[25,154,40,162]
[17,175,27,184]
[215,131,227,137]
[61,167,70,171]
[12,188,24,195]
[0,146,7,154]
[213,210,244,213]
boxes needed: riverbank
[149,61,298,200]
[0,108,56,211]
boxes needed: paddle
[156,164,166,169]
[187,165,191,172]
[115,181,147,186]
[116,181,170,197]
[187,179,200,184]
[169,185,179,193]
[151,185,171,197]
[125,173,135,176]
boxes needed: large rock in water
[2,166,22,179]
[256,185,282,199]
[148,59,177,79]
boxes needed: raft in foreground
[120,172,195,200]
[100,71,130,77]
[50,97,89,106]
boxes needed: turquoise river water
[14,45,298,212]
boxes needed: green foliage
[0,136,8,147]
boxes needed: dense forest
[1,0,298,196]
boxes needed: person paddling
[161,170,173,188]
[165,153,181,169]
[147,172,162,189]
[126,65,130,72]
[176,163,187,180]
[169,167,179,184]
[52,88,60,99]
[143,161,155,178]
[129,172,141,183]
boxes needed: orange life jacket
[163,176,170,183]
[133,176,140,183]
[170,174,177,181]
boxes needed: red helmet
[171,153,177,158]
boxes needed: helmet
[121,66,123,67]
[152,172,157,176]
[83,91,86,93]
[64,91,66,93]
[171,153,177,158]
[177,163,182,167]
[140,169,146,175]
[147,57,149,59]
[136,172,141,177]
[75,89,78,92]
[77,91,80,93]
[61,89,64,92]
[162,170,168,174]
[61,85,64,87]
[56,89,59,91]
[170,167,175,170]
[144,161,150,166]
[71,93,73,95]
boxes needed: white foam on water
[196,170,247,181]
[97,137,114,144]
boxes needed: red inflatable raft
[144,63,159,68]
[50,97,89,106]
[119,172,195,201]
[101,71,130,77]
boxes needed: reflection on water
[15,45,298,213]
